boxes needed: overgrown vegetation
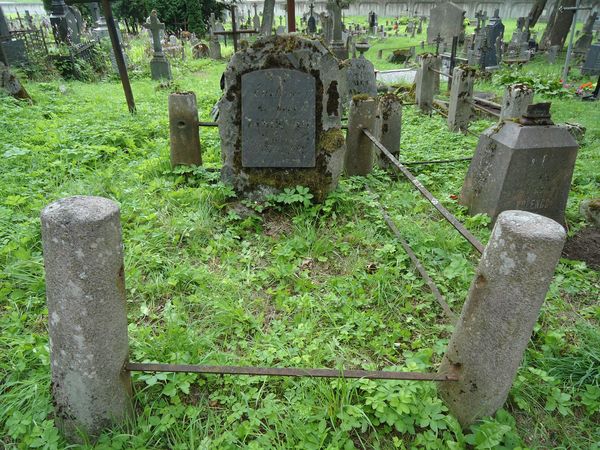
[1,20,599,449]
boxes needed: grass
[0,26,599,449]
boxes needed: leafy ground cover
[1,30,599,449]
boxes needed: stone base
[330,41,348,60]
[460,120,579,225]
[150,57,172,80]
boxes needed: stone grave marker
[581,40,600,76]
[217,35,346,201]
[0,6,27,66]
[49,0,81,45]
[142,10,172,80]
[214,20,225,42]
[460,103,579,225]
[427,2,464,46]
[208,13,221,60]
[547,45,560,63]
[345,42,377,98]
[574,12,597,57]
[253,4,261,31]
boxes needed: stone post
[500,83,534,121]
[41,196,132,441]
[377,49,383,59]
[345,96,378,176]
[169,92,202,167]
[377,93,402,168]
[438,210,566,427]
[416,54,436,113]
[447,66,475,132]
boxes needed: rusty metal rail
[401,157,472,166]
[362,128,485,254]
[431,105,481,139]
[431,68,452,78]
[126,362,458,381]
[367,186,457,322]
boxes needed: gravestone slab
[344,43,376,98]
[427,2,464,45]
[242,69,316,168]
[218,35,346,201]
[460,104,579,225]
[581,42,600,76]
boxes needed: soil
[562,227,600,270]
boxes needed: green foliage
[492,68,568,97]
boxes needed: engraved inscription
[241,69,316,168]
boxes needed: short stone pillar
[376,93,402,167]
[209,39,221,60]
[438,210,566,427]
[41,196,132,441]
[499,83,534,121]
[345,96,378,176]
[461,103,579,225]
[447,66,475,132]
[377,49,383,59]
[416,54,436,113]
[169,92,202,167]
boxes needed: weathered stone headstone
[546,45,560,63]
[208,13,222,60]
[214,20,225,42]
[252,4,261,31]
[447,66,475,132]
[500,83,534,121]
[329,1,347,60]
[345,96,377,176]
[506,17,530,62]
[0,6,27,66]
[581,40,600,76]
[345,42,376,98]
[142,10,172,80]
[218,35,345,201]
[427,2,464,46]
[308,2,317,33]
[376,93,402,167]
[460,103,579,225]
[416,54,436,113]
[574,12,597,57]
[49,0,81,45]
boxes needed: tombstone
[345,42,376,98]
[574,12,597,57]
[447,66,475,132]
[500,83,534,121]
[427,2,464,46]
[0,6,27,66]
[416,54,436,113]
[217,35,346,201]
[89,2,109,39]
[329,1,347,60]
[214,20,225,42]
[506,17,530,62]
[321,13,332,44]
[547,45,560,63]
[49,0,81,45]
[460,103,579,225]
[581,41,600,76]
[484,9,504,66]
[142,10,172,80]
[376,93,402,167]
[208,13,222,60]
[252,4,261,31]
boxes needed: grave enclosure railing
[43,86,565,441]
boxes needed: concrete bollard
[447,66,475,132]
[438,210,566,427]
[416,54,436,113]
[344,96,378,176]
[169,91,202,167]
[499,83,534,121]
[41,196,132,441]
[376,93,402,167]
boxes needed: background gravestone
[427,2,464,45]
[218,35,346,201]
[345,42,376,98]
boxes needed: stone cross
[433,33,443,55]
[143,10,165,56]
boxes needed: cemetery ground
[1,31,600,449]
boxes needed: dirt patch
[262,211,293,237]
[562,227,600,270]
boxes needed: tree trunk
[261,0,275,35]
[528,0,548,27]
[541,0,576,50]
